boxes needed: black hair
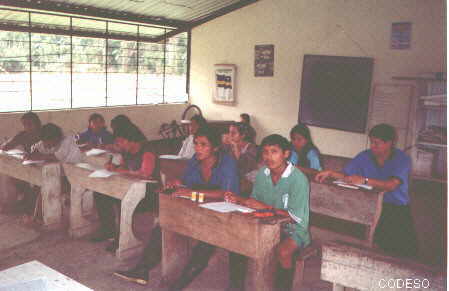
[21,111,41,128]
[111,115,131,131]
[114,123,147,143]
[40,123,63,141]
[290,123,321,168]
[88,113,105,123]
[260,134,290,152]
[190,114,207,128]
[231,122,255,143]
[240,113,250,124]
[195,126,221,149]
[369,123,396,142]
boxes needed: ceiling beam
[152,0,258,42]
[0,0,188,28]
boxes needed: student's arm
[307,149,322,171]
[24,151,58,162]
[314,170,345,183]
[112,152,156,180]
[1,132,25,151]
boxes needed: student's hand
[163,179,183,191]
[104,163,116,172]
[344,175,364,185]
[315,170,333,183]
[224,192,241,204]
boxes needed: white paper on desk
[75,163,98,171]
[200,202,255,213]
[333,180,373,190]
[140,179,159,184]
[88,169,117,178]
[5,149,25,155]
[159,154,183,160]
[85,148,108,156]
[0,277,50,291]
[11,154,25,160]
[22,160,45,165]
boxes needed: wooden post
[69,186,98,238]
[116,182,147,260]
[40,163,63,230]
[160,229,191,286]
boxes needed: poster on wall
[255,44,274,77]
[213,64,236,105]
[391,22,412,49]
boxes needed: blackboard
[298,55,374,133]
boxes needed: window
[0,9,189,112]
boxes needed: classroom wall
[189,0,446,157]
[0,104,187,141]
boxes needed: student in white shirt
[178,114,207,159]
[26,123,83,164]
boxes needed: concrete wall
[0,104,187,141]
[189,0,446,157]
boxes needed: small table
[0,260,92,290]
[159,193,287,291]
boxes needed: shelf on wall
[417,142,447,148]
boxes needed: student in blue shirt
[114,126,240,287]
[289,123,322,175]
[77,113,113,148]
[315,123,417,258]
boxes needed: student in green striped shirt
[226,134,310,291]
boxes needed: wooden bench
[321,240,444,291]
[63,163,154,260]
[0,153,64,230]
[293,180,385,290]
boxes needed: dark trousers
[374,203,418,258]
[138,225,163,270]
[94,192,120,237]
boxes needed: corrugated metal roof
[41,0,244,22]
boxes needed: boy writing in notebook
[226,134,310,291]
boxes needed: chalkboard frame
[298,54,374,133]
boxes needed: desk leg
[245,249,277,291]
[41,165,62,230]
[160,228,190,287]
[69,186,98,238]
[116,182,146,260]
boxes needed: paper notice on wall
[369,84,413,149]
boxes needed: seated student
[77,113,113,148]
[91,123,158,251]
[1,111,42,153]
[315,123,417,258]
[0,112,42,214]
[239,113,256,142]
[289,123,322,175]
[222,122,258,196]
[21,123,84,223]
[113,126,239,288]
[26,123,83,164]
[178,114,207,159]
[226,134,310,291]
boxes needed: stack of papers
[333,180,373,190]
[199,202,255,213]
[88,169,117,178]
[5,149,25,155]
[159,155,183,160]
[85,148,108,156]
[22,160,45,166]
[75,163,99,171]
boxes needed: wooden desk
[159,194,284,291]
[321,241,444,291]
[309,181,385,247]
[63,163,149,260]
[0,154,63,230]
